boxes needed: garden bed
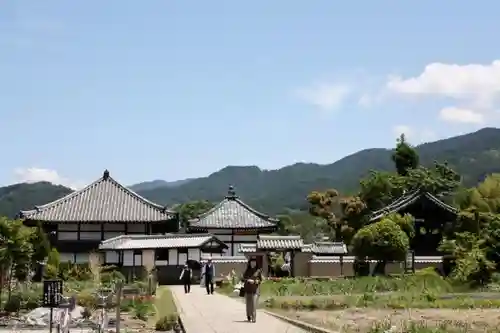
[271,308,500,333]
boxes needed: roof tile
[99,233,227,250]
[257,235,303,249]
[188,186,278,229]
[20,170,176,223]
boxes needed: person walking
[242,257,262,323]
[179,263,192,293]
[201,258,215,295]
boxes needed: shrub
[155,314,178,331]
[4,294,22,313]
[132,298,153,321]
[44,264,58,279]
[77,290,97,309]
[101,270,125,287]
[21,290,42,310]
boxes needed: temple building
[20,170,180,264]
[369,190,458,255]
[99,233,227,283]
[188,186,279,256]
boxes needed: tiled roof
[309,255,443,263]
[370,190,458,222]
[302,241,347,255]
[239,243,257,253]
[188,186,278,229]
[99,233,228,250]
[20,170,176,223]
[257,235,303,249]
[200,255,248,263]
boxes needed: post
[115,281,123,333]
[49,307,53,333]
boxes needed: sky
[1,1,500,189]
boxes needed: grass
[150,286,178,324]
[263,292,500,310]
[150,286,181,331]
[258,274,456,297]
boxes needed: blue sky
[1,1,500,188]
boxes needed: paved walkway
[170,285,308,333]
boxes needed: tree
[175,200,215,228]
[30,222,50,267]
[351,219,410,274]
[392,134,419,176]
[277,212,332,243]
[359,171,402,211]
[404,163,461,195]
[307,189,342,241]
[0,218,34,306]
[339,196,368,245]
[385,213,415,239]
[440,232,494,285]
[44,248,61,279]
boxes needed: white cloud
[439,107,484,124]
[296,83,351,111]
[13,167,84,190]
[387,60,500,105]
[392,125,437,144]
[384,60,500,124]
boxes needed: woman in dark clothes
[242,257,262,323]
[179,263,192,293]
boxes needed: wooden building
[188,186,278,256]
[369,190,458,255]
[20,170,180,264]
[99,233,227,284]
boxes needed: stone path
[170,285,308,333]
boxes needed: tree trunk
[372,261,387,276]
[7,264,12,302]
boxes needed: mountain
[128,179,193,192]
[2,127,500,218]
[0,182,73,219]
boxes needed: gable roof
[20,170,176,223]
[99,233,227,250]
[188,186,278,229]
[369,190,458,222]
[257,235,303,249]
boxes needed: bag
[241,268,261,296]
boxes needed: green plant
[4,294,22,313]
[82,307,92,319]
[77,290,97,309]
[155,314,178,331]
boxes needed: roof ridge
[106,175,175,213]
[20,170,176,221]
[189,199,226,221]
[259,234,301,239]
[233,198,279,222]
[20,175,106,215]
[424,192,459,213]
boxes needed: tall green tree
[392,134,419,176]
[307,189,342,241]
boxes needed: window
[156,249,169,261]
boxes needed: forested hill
[2,127,500,218]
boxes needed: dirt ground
[275,308,500,332]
